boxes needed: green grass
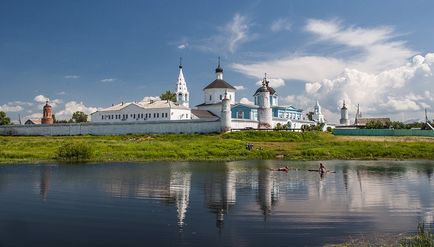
[0,131,433,164]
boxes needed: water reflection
[204,163,237,230]
[1,160,433,247]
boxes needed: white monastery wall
[0,119,221,136]
[231,119,258,129]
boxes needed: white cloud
[195,13,253,54]
[58,91,66,95]
[34,95,49,103]
[141,96,161,102]
[33,95,62,108]
[240,97,254,105]
[24,113,42,120]
[232,56,346,82]
[178,43,188,49]
[255,78,286,88]
[56,101,98,120]
[64,75,80,79]
[305,18,415,73]
[232,19,415,82]
[234,85,245,90]
[271,18,292,32]
[0,104,23,112]
[296,53,434,122]
[100,78,116,83]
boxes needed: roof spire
[215,57,223,74]
[179,57,183,69]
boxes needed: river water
[0,160,433,246]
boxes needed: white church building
[90,58,316,131]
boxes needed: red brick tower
[41,101,53,124]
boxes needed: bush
[56,142,93,161]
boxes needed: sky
[1,0,434,123]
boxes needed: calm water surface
[0,160,433,247]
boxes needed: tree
[306,111,314,121]
[160,90,176,102]
[71,111,88,123]
[365,120,384,129]
[0,111,11,125]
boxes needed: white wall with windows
[204,88,235,105]
[91,101,191,123]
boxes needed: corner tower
[41,101,53,124]
[339,100,349,125]
[175,58,189,108]
[256,75,272,129]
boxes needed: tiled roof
[203,79,236,90]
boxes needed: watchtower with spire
[175,57,189,108]
[257,74,272,129]
[339,100,349,125]
[312,99,325,123]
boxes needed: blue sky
[1,0,434,122]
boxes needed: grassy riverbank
[0,131,434,163]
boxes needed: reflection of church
[204,164,237,229]
[103,167,192,230]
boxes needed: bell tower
[175,57,189,108]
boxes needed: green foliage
[301,124,323,131]
[71,111,88,123]
[306,111,314,121]
[365,120,385,129]
[160,90,176,102]
[401,223,434,247]
[0,111,11,125]
[56,142,93,161]
[273,123,289,131]
[0,132,433,163]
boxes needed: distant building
[25,119,41,125]
[339,100,350,126]
[41,101,53,124]
[312,99,325,123]
[354,118,391,127]
[90,100,191,123]
[196,58,236,117]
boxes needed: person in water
[319,163,327,174]
[277,166,289,172]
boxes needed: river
[0,160,433,246]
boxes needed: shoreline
[1,132,434,164]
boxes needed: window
[220,95,222,100]
[153,113,156,118]
[209,95,212,101]
[101,116,104,120]
[186,114,188,118]
[237,111,243,119]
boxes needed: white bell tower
[175,57,189,108]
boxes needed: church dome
[254,85,276,95]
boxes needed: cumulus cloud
[34,95,49,103]
[100,78,116,83]
[141,96,161,102]
[240,97,254,105]
[24,113,42,120]
[271,18,292,32]
[255,78,286,88]
[34,95,62,107]
[299,53,434,122]
[0,104,23,112]
[64,75,80,79]
[234,85,245,90]
[56,101,98,120]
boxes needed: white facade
[175,62,189,108]
[204,88,235,105]
[312,99,325,123]
[91,100,191,123]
